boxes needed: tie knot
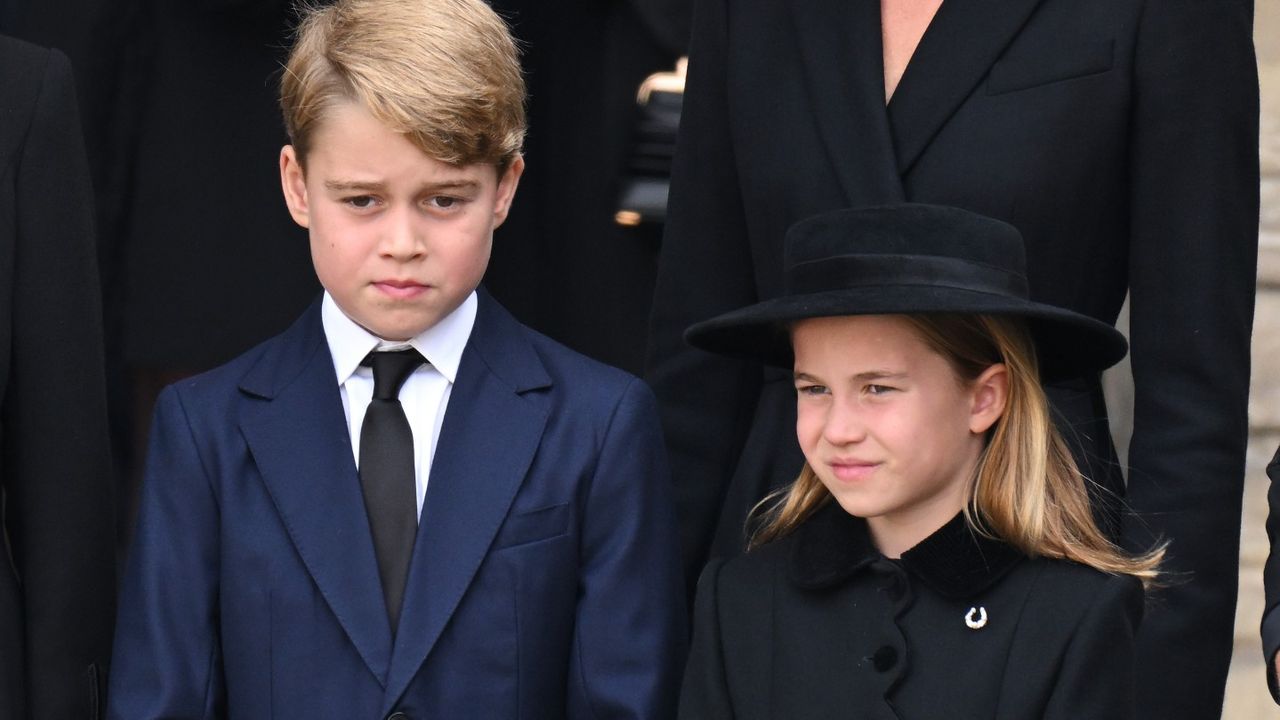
[363,349,425,400]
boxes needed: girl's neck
[866,475,972,558]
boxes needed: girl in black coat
[646,3,1257,715]
[678,205,1161,719]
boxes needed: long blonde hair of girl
[750,313,1164,588]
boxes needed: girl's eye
[796,384,829,396]
[865,384,896,396]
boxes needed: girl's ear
[969,363,1009,434]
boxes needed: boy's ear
[491,155,525,228]
[280,145,311,229]
[968,363,1009,435]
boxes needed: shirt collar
[320,290,477,385]
[787,501,1024,599]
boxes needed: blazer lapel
[887,0,1045,175]
[790,0,905,206]
[238,301,393,685]
[382,291,552,709]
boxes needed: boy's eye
[344,195,377,209]
[429,196,459,209]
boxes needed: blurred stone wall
[1222,4,1279,716]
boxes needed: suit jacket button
[872,645,898,673]
[386,713,410,720]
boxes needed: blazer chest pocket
[986,39,1113,95]
[493,502,571,550]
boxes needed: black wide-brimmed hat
[685,204,1127,380]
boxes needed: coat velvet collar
[788,501,1023,600]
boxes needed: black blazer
[679,504,1143,719]
[0,36,116,720]
[646,2,1257,717]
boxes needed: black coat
[0,35,116,720]
[679,504,1143,719]
[1262,445,1280,701]
[646,1,1257,716]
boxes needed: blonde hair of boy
[752,314,1164,588]
[281,0,526,169]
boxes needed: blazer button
[872,645,898,673]
[386,713,410,720]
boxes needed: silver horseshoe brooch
[965,606,988,630]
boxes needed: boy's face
[280,101,523,340]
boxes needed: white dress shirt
[321,291,476,520]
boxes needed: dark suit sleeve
[566,379,688,719]
[644,0,764,590]
[1043,575,1143,719]
[1262,446,1280,701]
[1119,0,1259,714]
[677,559,733,720]
[3,46,116,719]
[107,387,224,719]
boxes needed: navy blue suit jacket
[108,290,687,718]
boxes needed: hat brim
[684,286,1127,381]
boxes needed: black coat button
[886,575,905,602]
[872,645,898,673]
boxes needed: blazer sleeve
[644,0,764,590]
[1042,575,1144,719]
[1120,0,1258,714]
[566,379,688,720]
[3,45,116,720]
[677,559,734,720]
[107,387,224,720]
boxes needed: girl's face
[792,315,1006,557]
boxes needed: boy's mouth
[373,279,429,299]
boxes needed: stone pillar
[1223,5,1280,716]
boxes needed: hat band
[786,254,1029,299]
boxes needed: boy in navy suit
[107,1,686,717]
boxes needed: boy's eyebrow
[323,179,483,193]
[324,179,387,192]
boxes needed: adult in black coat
[646,1,1258,717]
[0,35,116,720]
[679,504,1143,719]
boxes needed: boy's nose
[380,209,425,259]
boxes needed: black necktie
[359,349,424,633]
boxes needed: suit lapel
[790,0,904,206]
[382,291,551,709]
[238,301,394,685]
[887,0,1044,175]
